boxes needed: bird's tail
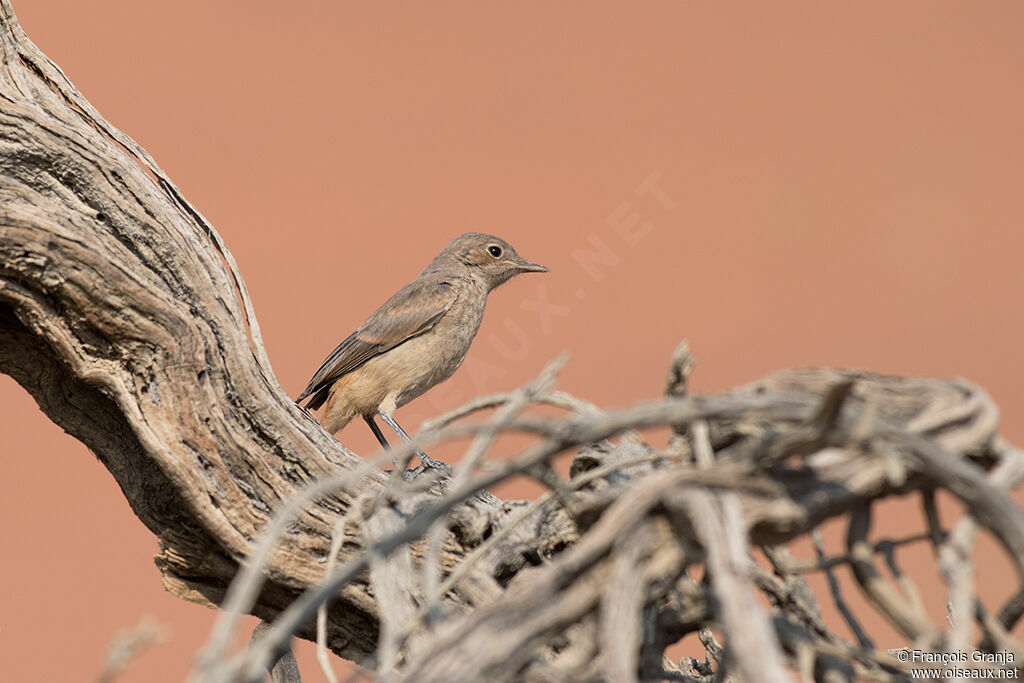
[295,384,331,411]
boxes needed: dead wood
[2,3,1023,682]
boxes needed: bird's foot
[415,449,446,470]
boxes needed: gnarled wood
[0,0,395,660]
[3,2,1023,681]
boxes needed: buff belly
[319,331,469,434]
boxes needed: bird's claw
[415,450,446,470]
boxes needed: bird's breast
[393,294,485,404]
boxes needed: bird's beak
[506,259,549,273]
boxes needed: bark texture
[3,3,1023,682]
[0,0,386,658]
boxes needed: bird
[296,233,548,467]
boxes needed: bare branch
[3,2,1024,680]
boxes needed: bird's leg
[363,414,391,450]
[378,412,445,469]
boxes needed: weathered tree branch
[3,3,1024,682]
[0,0,393,659]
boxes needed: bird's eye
[487,245,503,258]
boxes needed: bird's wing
[296,278,457,409]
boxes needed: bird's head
[435,232,548,290]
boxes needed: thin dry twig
[783,532,932,573]
[688,491,789,683]
[7,1,1024,677]
[202,368,1023,682]
[686,421,788,683]
[95,618,170,683]
[318,509,358,683]
[813,530,875,650]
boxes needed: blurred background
[2,1,1023,680]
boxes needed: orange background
[2,1,1024,680]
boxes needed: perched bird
[296,233,548,467]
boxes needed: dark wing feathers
[296,279,456,410]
